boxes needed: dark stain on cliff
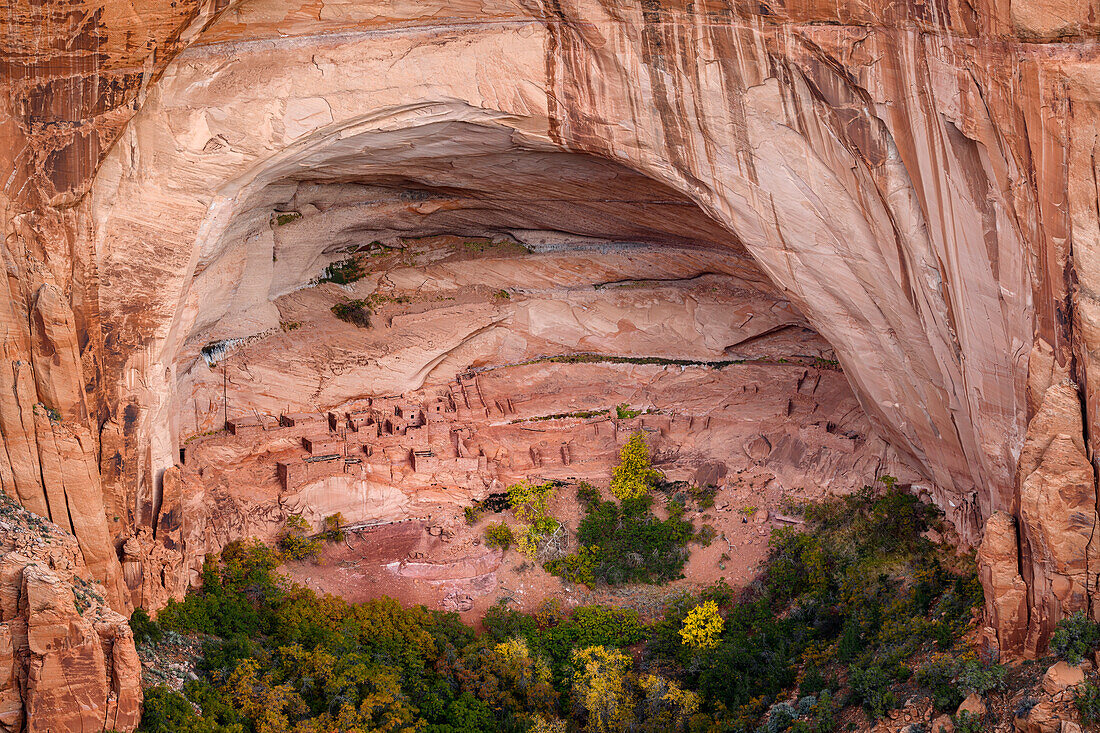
[45,128,102,196]
[542,0,567,146]
[638,1,709,196]
[122,403,139,434]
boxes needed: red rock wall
[1,0,1098,687]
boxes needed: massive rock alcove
[4,1,1100,725]
[108,113,918,612]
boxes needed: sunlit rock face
[2,4,1100,724]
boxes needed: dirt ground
[282,465,796,624]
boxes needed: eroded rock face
[3,0,1100,670]
[0,495,141,733]
[978,511,1029,655]
[1016,382,1100,656]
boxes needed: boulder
[956,693,986,718]
[1042,661,1086,694]
[1016,700,1062,733]
[931,714,954,733]
[745,435,771,463]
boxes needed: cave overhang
[88,6,1032,537]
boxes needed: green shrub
[1075,682,1100,725]
[615,403,641,419]
[543,546,597,586]
[915,656,1004,713]
[956,659,1006,696]
[695,524,717,547]
[1050,611,1100,663]
[809,690,837,732]
[565,494,693,585]
[129,607,162,645]
[138,685,232,732]
[319,513,343,542]
[576,482,601,509]
[952,710,983,733]
[273,211,301,226]
[318,257,366,284]
[277,514,322,561]
[484,522,514,550]
[464,504,482,525]
[766,701,797,732]
[914,655,962,711]
[691,484,717,509]
[482,602,538,643]
[848,664,897,719]
[331,299,371,327]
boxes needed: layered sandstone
[1,0,1099,703]
[145,237,918,597]
[0,493,141,733]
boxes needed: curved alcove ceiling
[180,119,763,349]
[168,123,831,433]
[87,0,1036,543]
[123,116,821,513]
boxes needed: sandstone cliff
[0,492,141,732]
[3,0,1100,678]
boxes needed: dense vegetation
[473,434,695,586]
[331,299,372,327]
[521,433,696,586]
[137,476,991,733]
[318,257,368,284]
[544,486,694,586]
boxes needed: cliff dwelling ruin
[143,136,918,618]
[6,0,1100,728]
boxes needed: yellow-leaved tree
[493,637,557,713]
[224,657,309,733]
[638,673,701,731]
[609,432,661,501]
[571,645,636,733]
[679,600,724,650]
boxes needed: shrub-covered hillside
[133,476,1007,733]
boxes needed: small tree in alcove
[277,514,321,561]
[609,432,661,501]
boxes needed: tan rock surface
[1017,382,1100,656]
[1042,661,1087,694]
[3,0,1100,678]
[956,692,986,718]
[978,511,1029,655]
[0,494,141,733]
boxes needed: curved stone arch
[88,2,1033,541]
[139,111,577,493]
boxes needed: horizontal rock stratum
[5,0,1100,728]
